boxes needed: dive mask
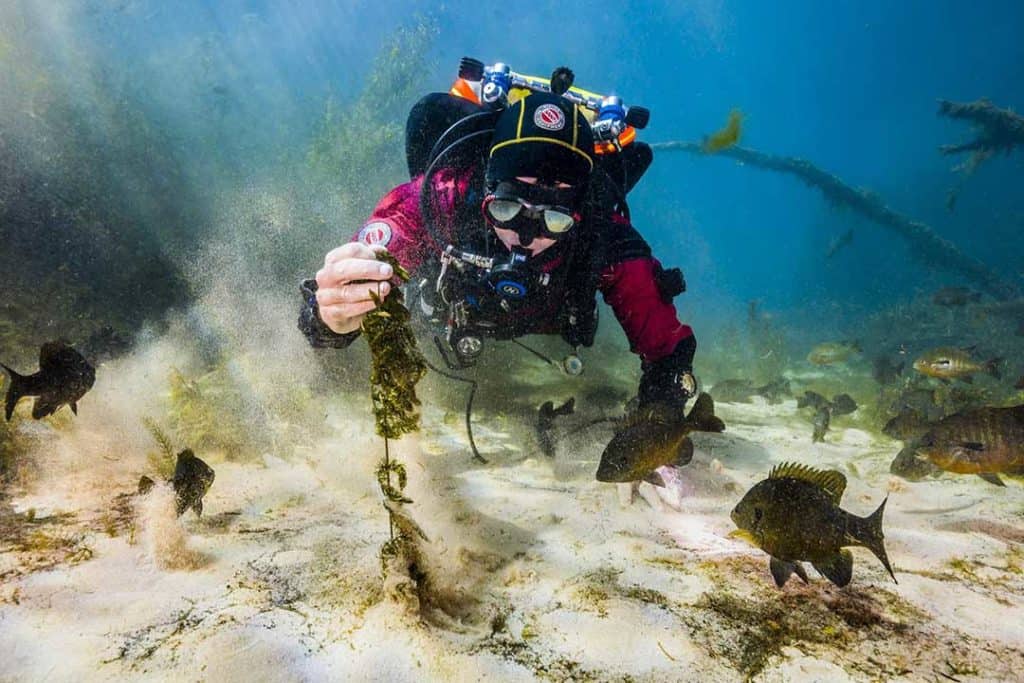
[482,180,580,243]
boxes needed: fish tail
[686,393,726,433]
[1,364,27,422]
[852,497,897,584]
[986,358,1002,380]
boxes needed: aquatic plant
[142,417,177,480]
[703,109,743,153]
[359,252,428,586]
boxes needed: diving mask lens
[542,208,574,233]
[486,199,523,223]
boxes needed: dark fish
[825,228,854,258]
[730,462,895,587]
[872,356,904,385]
[932,287,981,307]
[2,341,96,421]
[797,391,830,410]
[536,397,575,458]
[596,393,724,486]
[883,408,932,441]
[830,393,858,416]
[172,449,215,517]
[890,443,942,481]
[812,406,831,443]
[915,405,1024,487]
[890,387,944,422]
[711,378,790,404]
[913,347,1001,383]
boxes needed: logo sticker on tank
[534,104,566,131]
[358,221,392,247]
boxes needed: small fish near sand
[932,286,981,307]
[871,355,904,385]
[811,405,831,443]
[730,463,896,588]
[912,347,1001,383]
[710,378,790,404]
[807,341,861,366]
[2,341,96,421]
[797,390,830,410]
[136,450,216,516]
[915,405,1024,487]
[536,397,575,458]
[174,450,215,516]
[829,393,858,417]
[596,393,725,487]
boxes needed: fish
[137,475,156,495]
[807,341,861,366]
[595,392,725,486]
[2,341,96,421]
[915,405,1024,486]
[890,387,944,422]
[729,462,896,587]
[871,356,904,385]
[797,390,830,410]
[889,443,943,481]
[172,449,215,517]
[702,109,743,153]
[812,406,831,443]
[882,408,932,441]
[825,228,854,258]
[710,378,790,404]
[912,347,1001,383]
[932,286,982,307]
[829,393,858,416]
[536,397,575,458]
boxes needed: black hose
[426,337,487,464]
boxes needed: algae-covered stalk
[359,252,428,576]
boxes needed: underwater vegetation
[939,98,1024,211]
[702,109,743,153]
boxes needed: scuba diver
[299,60,697,483]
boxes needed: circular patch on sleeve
[534,104,566,131]
[357,221,393,247]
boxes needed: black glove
[297,279,362,349]
[638,335,697,408]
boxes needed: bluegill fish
[2,341,95,421]
[172,450,215,517]
[915,405,1024,487]
[912,347,1000,382]
[730,463,895,587]
[596,393,724,487]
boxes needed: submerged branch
[651,140,1018,301]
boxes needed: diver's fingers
[318,300,378,330]
[616,482,635,507]
[323,242,387,267]
[316,256,393,291]
[636,482,666,512]
[316,281,391,306]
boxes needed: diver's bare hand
[315,242,394,334]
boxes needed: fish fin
[643,470,667,488]
[1,364,28,422]
[812,549,854,587]
[793,562,810,583]
[137,476,155,495]
[71,402,78,415]
[987,358,1002,379]
[685,393,726,433]
[553,397,575,416]
[193,499,203,517]
[770,557,798,587]
[850,497,897,583]
[674,437,694,467]
[977,472,1005,487]
[769,462,847,503]
[31,397,60,420]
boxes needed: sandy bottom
[2,396,1023,682]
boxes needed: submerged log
[937,98,1024,211]
[651,140,1018,301]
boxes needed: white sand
[2,390,1024,682]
